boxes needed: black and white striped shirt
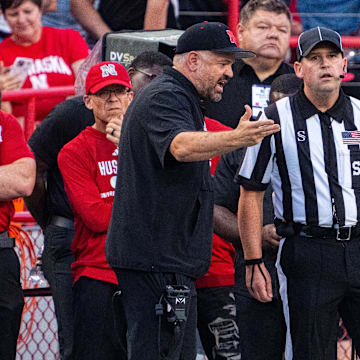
[238,88,360,227]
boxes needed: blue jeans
[197,286,240,360]
[0,248,24,360]
[42,224,75,360]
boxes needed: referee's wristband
[244,258,263,266]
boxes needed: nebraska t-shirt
[0,26,89,122]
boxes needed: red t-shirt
[0,27,89,122]
[0,111,34,232]
[196,117,236,288]
[58,127,117,285]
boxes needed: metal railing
[2,86,74,140]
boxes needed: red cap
[85,61,132,94]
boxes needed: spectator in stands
[0,110,35,360]
[0,0,89,123]
[24,50,173,360]
[205,0,294,128]
[41,0,87,42]
[297,0,360,36]
[58,61,133,360]
[70,0,177,46]
[178,0,227,29]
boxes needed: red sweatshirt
[196,118,236,288]
[58,126,118,284]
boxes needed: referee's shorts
[276,232,360,360]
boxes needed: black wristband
[244,258,263,266]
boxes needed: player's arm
[0,157,35,200]
[213,204,240,246]
[24,156,49,229]
[169,106,280,162]
[238,187,273,303]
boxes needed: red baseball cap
[85,61,132,94]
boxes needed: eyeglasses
[93,88,131,100]
[135,68,158,80]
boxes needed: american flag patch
[342,131,360,144]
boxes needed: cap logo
[100,64,118,78]
[226,30,237,44]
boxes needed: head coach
[105,22,280,360]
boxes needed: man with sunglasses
[57,61,133,360]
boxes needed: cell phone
[250,110,263,121]
[10,57,33,87]
[255,111,263,121]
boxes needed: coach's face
[194,51,235,102]
[294,43,347,95]
[237,9,291,61]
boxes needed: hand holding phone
[10,57,33,88]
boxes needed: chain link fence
[13,222,59,360]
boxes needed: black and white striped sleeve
[237,110,277,191]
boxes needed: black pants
[0,248,24,360]
[197,286,240,360]
[42,224,75,360]
[114,269,197,360]
[278,234,360,359]
[235,255,286,360]
[72,276,125,360]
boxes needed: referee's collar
[298,86,345,123]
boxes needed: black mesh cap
[297,27,343,61]
[175,22,255,59]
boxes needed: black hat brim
[212,47,256,59]
[298,40,343,61]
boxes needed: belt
[0,231,15,248]
[274,218,360,241]
[298,224,360,241]
[50,216,74,230]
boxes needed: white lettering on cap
[100,64,118,77]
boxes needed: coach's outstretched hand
[235,105,280,147]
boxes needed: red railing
[228,0,240,37]
[2,86,74,140]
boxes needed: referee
[237,27,360,359]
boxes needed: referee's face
[294,44,347,96]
